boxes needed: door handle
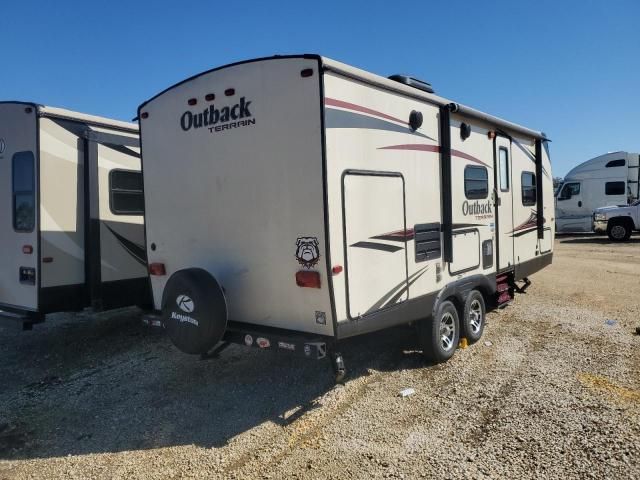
[578,201,582,207]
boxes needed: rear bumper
[224,321,330,360]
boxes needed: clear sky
[2,0,638,177]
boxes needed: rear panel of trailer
[0,103,39,312]
[139,56,334,336]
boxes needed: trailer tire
[419,300,460,363]
[607,219,632,242]
[162,268,227,355]
[461,290,485,344]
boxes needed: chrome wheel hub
[468,299,483,334]
[440,312,456,351]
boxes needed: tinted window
[499,148,509,191]
[522,172,536,206]
[110,170,144,215]
[605,159,625,168]
[605,181,625,196]
[12,152,35,232]
[464,166,488,199]
[558,182,580,200]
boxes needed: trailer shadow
[0,309,426,461]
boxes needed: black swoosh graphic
[365,266,429,314]
[105,225,147,266]
[350,241,404,253]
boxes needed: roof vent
[388,75,434,94]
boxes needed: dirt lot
[1,235,639,479]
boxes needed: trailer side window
[12,151,35,232]
[499,147,509,191]
[109,170,144,215]
[521,172,536,206]
[464,166,488,199]
[605,181,625,196]
[605,159,625,168]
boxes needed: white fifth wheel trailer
[138,55,553,380]
[0,102,150,329]
[555,151,640,233]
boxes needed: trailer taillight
[22,245,33,254]
[296,271,321,289]
[331,265,343,275]
[149,263,166,276]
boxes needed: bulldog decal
[295,237,320,269]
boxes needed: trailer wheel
[161,268,227,355]
[607,219,632,242]
[419,300,460,363]
[461,290,486,344]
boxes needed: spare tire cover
[161,268,227,354]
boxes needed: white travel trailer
[138,55,554,380]
[0,102,149,329]
[556,151,640,233]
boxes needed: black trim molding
[515,253,553,281]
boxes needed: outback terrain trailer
[138,55,554,380]
[0,102,149,329]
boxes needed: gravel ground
[0,234,639,479]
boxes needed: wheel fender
[431,274,495,318]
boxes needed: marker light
[205,93,215,101]
[332,265,343,275]
[149,263,166,276]
[296,271,321,289]
[225,88,235,96]
[22,245,33,254]
[188,98,197,106]
[300,68,314,78]
[141,112,149,119]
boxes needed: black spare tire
[161,268,227,354]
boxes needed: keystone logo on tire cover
[176,295,195,313]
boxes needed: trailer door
[0,104,39,312]
[343,172,408,319]
[494,136,514,271]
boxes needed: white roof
[38,105,138,133]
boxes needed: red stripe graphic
[451,149,489,168]
[374,228,415,241]
[378,143,490,168]
[379,144,440,153]
[325,98,407,126]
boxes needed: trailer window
[464,166,488,199]
[605,159,625,168]
[12,151,35,232]
[109,170,144,215]
[521,172,536,206]
[605,181,625,196]
[498,147,509,191]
